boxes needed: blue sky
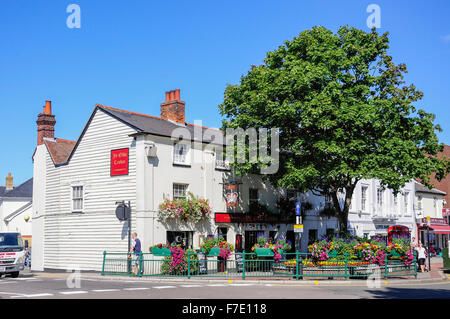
[1,0,449,185]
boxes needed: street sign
[294,224,303,233]
[115,202,131,221]
[296,202,301,216]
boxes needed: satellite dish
[115,203,131,221]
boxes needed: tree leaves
[218,26,450,233]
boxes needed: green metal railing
[101,251,417,280]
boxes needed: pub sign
[111,148,129,176]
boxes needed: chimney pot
[44,100,52,115]
[5,172,13,190]
[37,100,56,146]
[160,89,186,124]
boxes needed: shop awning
[430,225,450,234]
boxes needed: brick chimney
[37,100,56,146]
[5,173,13,190]
[160,89,185,124]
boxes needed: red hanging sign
[225,184,239,207]
[111,148,129,176]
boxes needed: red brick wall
[429,144,450,209]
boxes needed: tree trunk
[331,184,355,235]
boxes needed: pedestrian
[129,232,142,275]
[415,243,427,273]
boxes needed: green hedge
[443,248,450,270]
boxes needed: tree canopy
[219,26,449,233]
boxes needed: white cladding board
[43,109,137,271]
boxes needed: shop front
[417,217,450,254]
[215,213,294,253]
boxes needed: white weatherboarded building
[31,92,285,272]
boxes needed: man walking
[129,232,142,275]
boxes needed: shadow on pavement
[365,286,450,299]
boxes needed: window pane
[174,143,189,163]
[173,184,187,199]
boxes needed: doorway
[245,231,259,252]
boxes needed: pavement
[0,259,447,299]
[0,257,447,299]
[1,270,449,299]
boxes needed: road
[0,271,450,299]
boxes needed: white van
[0,232,25,278]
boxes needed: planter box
[255,248,274,257]
[207,247,221,257]
[328,250,338,258]
[389,250,403,258]
[150,247,171,256]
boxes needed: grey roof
[1,178,33,199]
[414,182,446,196]
[0,187,6,197]
[98,106,225,145]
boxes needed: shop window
[166,231,193,250]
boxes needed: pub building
[31,91,420,272]
[31,91,313,272]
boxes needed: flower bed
[251,233,292,264]
[160,245,199,276]
[308,235,413,266]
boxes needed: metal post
[427,226,431,271]
[242,252,246,280]
[126,201,132,274]
[188,253,191,279]
[344,253,348,280]
[384,254,388,280]
[102,251,106,276]
[414,254,417,279]
[139,252,143,277]
[295,251,299,280]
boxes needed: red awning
[430,225,450,234]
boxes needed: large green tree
[219,26,449,233]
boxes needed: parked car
[0,232,25,278]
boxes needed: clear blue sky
[1,0,449,186]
